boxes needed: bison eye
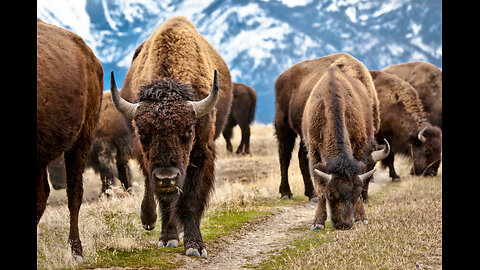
[185,126,194,137]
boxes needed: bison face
[314,162,376,230]
[110,70,220,196]
[409,126,442,177]
[325,175,363,230]
[134,101,196,195]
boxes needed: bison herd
[37,16,442,261]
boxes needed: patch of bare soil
[177,173,391,270]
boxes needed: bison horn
[372,139,390,162]
[417,126,428,143]
[110,71,139,120]
[188,69,219,118]
[359,168,376,183]
[314,168,332,183]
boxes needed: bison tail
[247,90,257,124]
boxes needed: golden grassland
[37,124,442,269]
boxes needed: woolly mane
[325,152,363,178]
[136,77,195,103]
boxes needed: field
[37,124,442,269]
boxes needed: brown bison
[37,19,103,261]
[110,16,232,258]
[382,61,442,129]
[48,90,138,196]
[222,82,257,154]
[275,53,389,230]
[370,70,442,181]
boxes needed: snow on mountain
[37,0,442,123]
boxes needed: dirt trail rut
[178,174,390,270]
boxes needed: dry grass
[262,161,442,270]
[37,124,442,269]
[37,124,308,269]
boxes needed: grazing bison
[37,19,103,261]
[48,90,138,196]
[275,53,389,230]
[222,82,257,154]
[110,16,232,258]
[370,70,442,181]
[382,61,442,129]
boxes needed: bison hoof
[186,248,207,258]
[281,194,294,200]
[143,222,156,231]
[166,240,179,248]
[311,224,324,230]
[392,177,401,182]
[309,196,318,202]
[73,254,84,263]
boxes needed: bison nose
[332,220,353,230]
[152,167,180,185]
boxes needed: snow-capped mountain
[37,0,442,123]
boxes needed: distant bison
[110,17,232,258]
[48,90,138,196]
[382,61,442,129]
[222,82,257,154]
[275,53,389,230]
[370,70,442,181]
[37,19,103,261]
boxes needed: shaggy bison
[370,70,442,181]
[275,53,389,230]
[110,16,232,258]
[48,90,138,196]
[222,82,257,154]
[37,19,103,261]
[382,61,442,129]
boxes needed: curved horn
[110,71,139,119]
[359,168,376,183]
[417,126,428,143]
[314,168,332,183]
[372,139,390,162]
[188,69,219,118]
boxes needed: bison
[222,82,257,154]
[370,70,442,181]
[37,19,103,261]
[275,53,389,230]
[381,61,442,129]
[48,90,138,196]
[109,16,232,258]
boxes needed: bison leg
[382,152,401,181]
[64,136,92,262]
[311,185,327,230]
[298,141,317,201]
[222,115,236,152]
[236,123,250,154]
[116,154,132,193]
[37,167,50,224]
[275,120,296,199]
[353,197,368,224]
[157,199,180,248]
[180,201,207,258]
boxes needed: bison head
[409,125,442,177]
[110,70,219,196]
[313,141,389,230]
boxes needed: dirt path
[177,172,391,270]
